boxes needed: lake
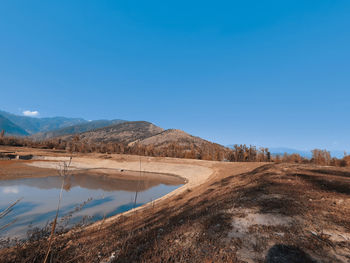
[0,172,184,239]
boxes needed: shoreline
[1,147,349,263]
[25,156,214,221]
[0,152,214,230]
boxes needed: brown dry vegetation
[1,150,349,262]
[0,134,234,162]
[1,133,349,168]
[60,121,164,144]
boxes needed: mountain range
[0,110,228,154]
[1,110,345,159]
[31,119,126,140]
[0,110,87,135]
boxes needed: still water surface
[0,173,183,238]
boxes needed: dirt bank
[1,146,350,262]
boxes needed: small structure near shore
[0,152,33,160]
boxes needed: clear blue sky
[1,1,349,151]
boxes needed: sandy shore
[0,149,261,227]
[1,149,217,225]
[26,155,213,189]
[24,155,214,221]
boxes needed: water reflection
[2,186,19,194]
[0,173,183,238]
[0,173,183,192]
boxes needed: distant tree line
[0,131,348,166]
[0,134,232,161]
[227,145,271,162]
[273,149,348,167]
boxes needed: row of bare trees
[0,136,232,161]
[228,145,271,162]
[0,136,273,162]
[0,134,348,166]
[272,149,348,167]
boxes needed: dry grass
[43,157,72,263]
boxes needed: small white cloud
[23,110,39,117]
[3,186,19,194]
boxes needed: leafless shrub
[43,157,72,263]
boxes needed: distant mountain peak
[0,114,29,136]
[0,110,87,134]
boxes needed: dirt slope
[133,128,231,157]
[0,149,349,262]
[136,129,213,147]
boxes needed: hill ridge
[0,115,29,136]
[60,121,164,144]
[31,119,126,140]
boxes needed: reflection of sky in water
[3,186,19,194]
[0,175,182,239]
